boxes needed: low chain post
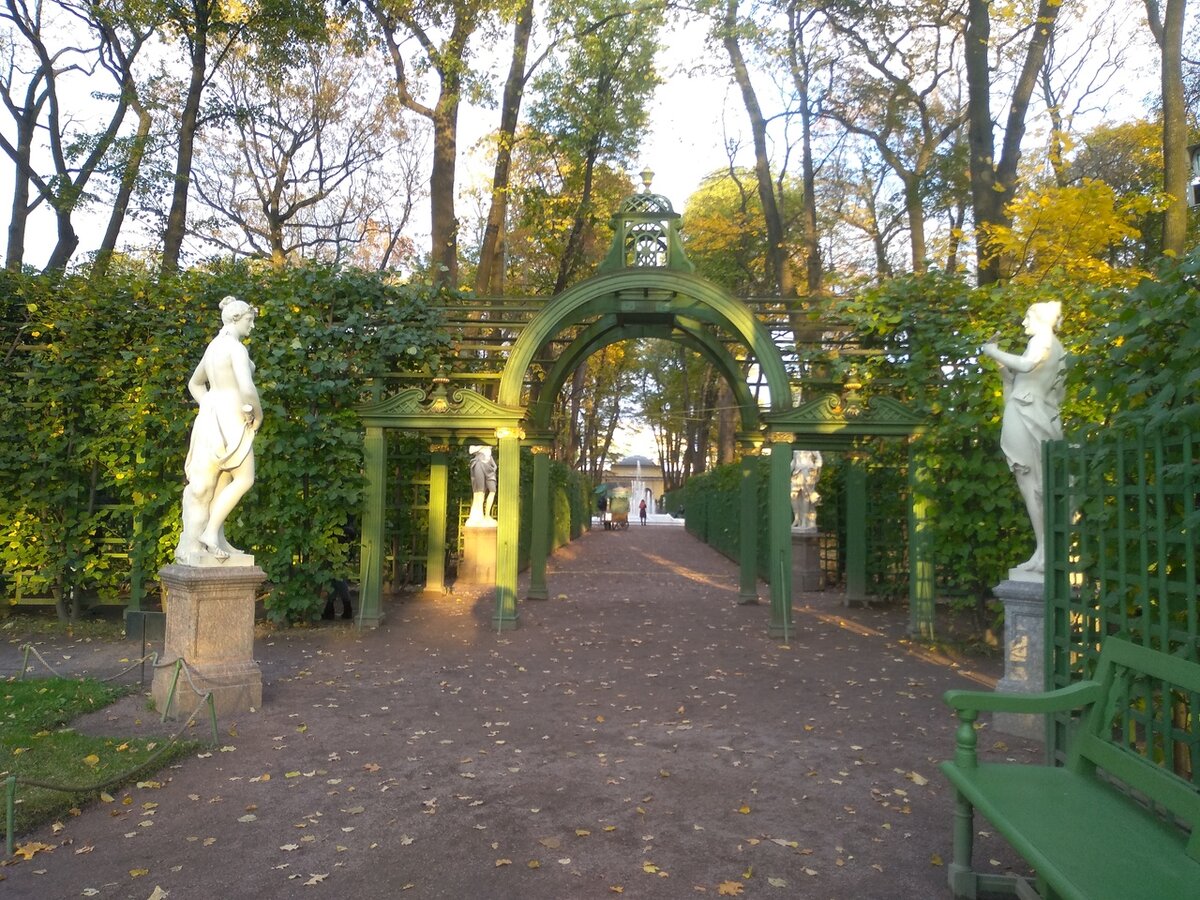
[6,774,16,856]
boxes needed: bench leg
[948,789,978,899]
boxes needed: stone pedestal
[991,575,1046,740]
[791,529,823,592]
[152,564,265,719]
[459,524,497,585]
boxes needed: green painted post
[908,446,935,639]
[844,455,868,605]
[425,444,449,595]
[6,774,16,856]
[358,425,387,627]
[527,446,551,600]
[767,437,794,638]
[738,445,760,604]
[493,428,521,629]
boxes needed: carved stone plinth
[459,524,497,585]
[791,530,823,592]
[991,576,1046,741]
[152,564,265,719]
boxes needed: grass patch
[2,677,199,841]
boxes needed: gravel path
[2,522,1036,899]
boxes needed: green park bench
[940,636,1200,900]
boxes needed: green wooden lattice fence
[1045,425,1199,766]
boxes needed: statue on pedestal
[467,445,497,525]
[980,301,1067,574]
[790,449,822,531]
[175,296,262,565]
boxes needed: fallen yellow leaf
[14,842,55,860]
[737,804,751,814]
[82,754,100,767]
[717,881,744,896]
[495,858,513,867]
[527,860,541,869]
[129,868,149,877]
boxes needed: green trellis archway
[353,185,931,639]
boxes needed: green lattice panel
[1045,427,1199,765]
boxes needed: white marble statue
[176,296,262,564]
[980,301,1067,574]
[790,449,822,531]
[467,445,497,525]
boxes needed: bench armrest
[943,680,1102,769]
[944,679,1103,715]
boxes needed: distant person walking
[639,498,648,525]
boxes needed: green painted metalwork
[761,394,927,447]
[597,188,694,275]
[1044,425,1198,765]
[767,437,794,638]
[907,448,935,639]
[529,315,760,432]
[843,457,868,604]
[494,430,522,630]
[527,447,552,601]
[425,447,449,594]
[351,185,929,638]
[358,426,387,626]
[738,441,761,605]
[940,637,1200,898]
[497,269,792,412]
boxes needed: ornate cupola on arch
[597,167,694,274]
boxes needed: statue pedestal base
[152,564,265,719]
[459,524,497,585]
[991,576,1046,741]
[791,529,823,592]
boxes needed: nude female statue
[175,296,263,563]
[980,301,1067,574]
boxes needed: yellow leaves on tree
[983,179,1167,289]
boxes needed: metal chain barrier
[5,646,221,857]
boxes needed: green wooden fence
[1045,425,1199,763]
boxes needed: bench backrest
[1070,637,1200,859]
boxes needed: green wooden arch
[497,269,791,412]
[529,314,760,433]
[491,265,797,635]
[351,185,933,640]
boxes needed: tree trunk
[4,94,39,270]
[475,0,534,295]
[786,3,822,295]
[94,102,152,277]
[965,0,999,284]
[716,381,736,465]
[965,0,1061,285]
[1145,0,1188,256]
[904,177,927,274]
[553,142,599,294]
[430,95,460,287]
[723,0,793,298]
[161,3,210,276]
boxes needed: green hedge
[0,262,449,623]
[517,449,591,569]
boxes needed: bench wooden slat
[941,636,1200,899]
[941,762,1197,900]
